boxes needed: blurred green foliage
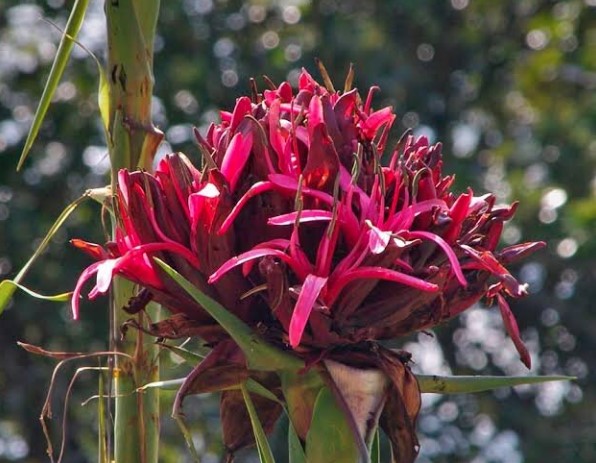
[0,0,594,462]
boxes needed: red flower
[73,69,543,367]
[72,153,258,341]
[70,69,545,460]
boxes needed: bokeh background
[1,0,595,461]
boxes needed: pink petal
[366,220,392,254]
[298,68,318,91]
[363,86,379,114]
[268,99,286,160]
[394,258,414,272]
[497,293,531,368]
[209,248,297,283]
[289,228,315,279]
[94,243,200,294]
[129,242,201,270]
[361,106,395,140]
[307,95,324,137]
[220,110,232,124]
[219,181,275,234]
[188,183,220,221]
[239,239,291,276]
[331,236,368,277]
[339,166,371,216]
[71,262,101,319]
[386,207,414,233]
[117,170,131,203]
[410,198,448,216]
[268,210,333,226]
[230,96,253,132]
[96,259,119,293]
[268,174,335,205]
[197,182,220,198]
[278,103,304,116]
[70,239,108,260]
[220,130,254,192]
[333,89,357,120]
[498,241,547,265]
[252,239,291,250]
[289,274,328,348]
[407,230,468,287]
[315,219,339,276]
[443,191,472,243]
[460,245,525,296]
[302,123,339,190]
[338,202,361,248]
[277,81,293,101]
[327,266,438,306]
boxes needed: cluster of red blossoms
[73,69,542,365]
[72,69,543,457]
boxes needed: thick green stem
[106,0,162,175]
[105,1,162,462]
[112,279,160,463]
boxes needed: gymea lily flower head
[70,68,545,460]
[73,68,543,367]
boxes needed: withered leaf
[377,348,421,463]
[221,386,283,458]
[174,339,247,414]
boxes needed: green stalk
[112,279,160,463]
[105,1,162,462]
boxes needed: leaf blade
[17,0,90,170]
[154,258,302,371]
[304,386,361,463]
[0,280,71,304]
[240,383,276,463]
[0,193,89,315]
[288,420,306,463]
[417,374,575,394]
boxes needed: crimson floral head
[73,68,542,366]
[71,68,544,459]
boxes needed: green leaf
[245,378,284,405]
[417,374,575,394]
[159,343,205,365]
[173,412,201,463]
[154,258,303,372]
[0,279,71,316]
[138,376,282,405]
[241,383,276,463]
[370,429,380,463]
[138,378,185,391]
[17,0,90,170]
[42,15,110,137]
[98,66,111,136]
[0,193,89,316]
[288,420,306,463]
[0,282,18,317]
[305,386,362,463]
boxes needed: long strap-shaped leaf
[241,383,276,463]
[0,191,96,315]
[305,386,364,463]
[288,420,306,463]
[417,374,574,394]
[17,0,90,170]
[0,281,70,304]
[155,258,303,372]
